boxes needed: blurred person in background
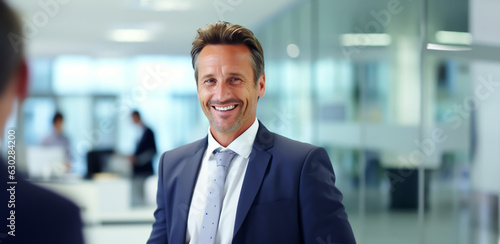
[41,111,72,171]
[130,110,157,206]
[147,21,355,244]
[0,1,84,243]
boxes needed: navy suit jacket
[147,122,355,244]
[133,126,157,175]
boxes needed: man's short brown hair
[0,1,23,93]
[190,21,265,84]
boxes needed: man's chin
[210,119,241,134]
[212,124,238,134]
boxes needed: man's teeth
[214,105,236,111]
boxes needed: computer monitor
[26,146,65,180]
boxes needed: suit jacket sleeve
[299,147,356,244]
[147,152,168,244]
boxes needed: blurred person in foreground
[0,2,85,243]
[130,110,157,206]
[147,21,355,244]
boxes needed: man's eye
[230,77,241,82]
[205,79,215,83]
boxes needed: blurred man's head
[52,112,64,132]
[131,110,142,125]
[0,1,28,136]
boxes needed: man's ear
[257,74,265,98]
[16,59,28,101]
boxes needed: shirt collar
[207,118,259,159]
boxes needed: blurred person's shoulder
[17,177,80,214]
[0,163,84,244]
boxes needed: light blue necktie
[197,149,237,244]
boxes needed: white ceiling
[7,0,301,57]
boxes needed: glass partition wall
[255,0,496,243]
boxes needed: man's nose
[214,80,231,102]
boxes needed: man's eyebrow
[200,72,245,80]
[226,72,244,77]
[200,73,215,80]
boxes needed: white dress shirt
[186,118,259,244]
[40,130,72,161]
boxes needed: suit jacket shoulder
[255,127,321,170]
[272,133,318,155]
[160,137,207,164]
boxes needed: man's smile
[213,105,237,111]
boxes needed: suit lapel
[233,122,274,238]
[171,137,207,244]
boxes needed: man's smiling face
[196,44,265,138]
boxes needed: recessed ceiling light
[340,33,391,46]
[109,29,152,42]
[427,43,471,51]
[287,44,300,58]
[138,0,192,11]
[435,31,472,45]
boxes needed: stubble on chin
[209,116,243,134]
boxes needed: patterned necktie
[197,149,236,244]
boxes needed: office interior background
[3,0,500,243]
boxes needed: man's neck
[210,118,256,147]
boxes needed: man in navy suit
[131,110,157,176]
[147,21,355,244]
[0,2,85,243]
[130,110,157,205]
